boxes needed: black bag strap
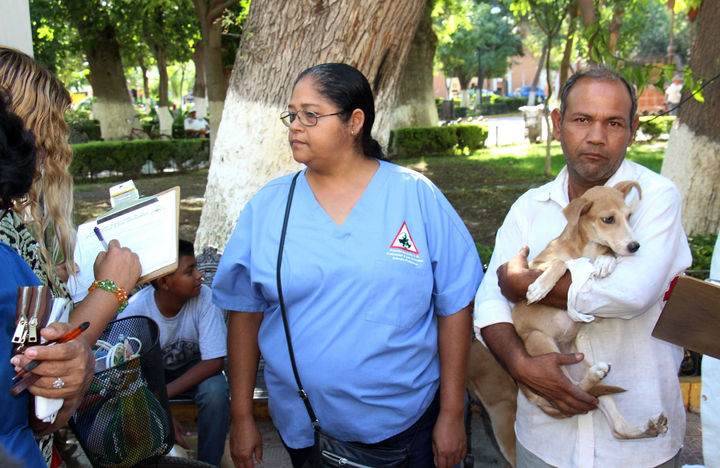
[276,171,320,429]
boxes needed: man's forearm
[480,322,529,380]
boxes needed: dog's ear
[613,181,642,200]
[562,197,593,231]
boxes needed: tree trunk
[192,43,208,117]
[193,0,237,153]
[153,45,173,138]
[137,55,151,105]
[528,45,546,106]
[544,36,553,176]
[608,7,623,55]
[577,0,598,62]
[78,23,137,140]
[390,1,438,131]
[559,3,578,94]
[195,0,427,250]
[660,0,720,235]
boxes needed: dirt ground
[72,165,548,250]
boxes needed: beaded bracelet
[88,280,129,313]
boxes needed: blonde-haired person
[0,46,140,344]
[0,46,75,296]
[0,46,141,467]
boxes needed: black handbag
[277,172,409,468]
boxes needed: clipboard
[652,275,720,359]
[67,186,180,302]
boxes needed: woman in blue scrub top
[213,63,483,468]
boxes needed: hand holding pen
[13,322,90,380]
[10,322,92,396]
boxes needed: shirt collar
[531,159,636,207]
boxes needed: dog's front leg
[527,259,567,303]
[593,255,618,278]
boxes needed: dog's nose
[627,241,640,253]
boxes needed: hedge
[388,123,488,159]
[639,115,675,139]
[70,139,209,180]
[437,96,528,119]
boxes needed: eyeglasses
[280,110,344,127]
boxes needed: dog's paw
[594,255,617,278]
[589,362,611,380]
[526,278,552,303]
[643,413,668,437]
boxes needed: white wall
[0,0,33,56]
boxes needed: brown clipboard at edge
[135,185,180,284]
[652,275,720,359]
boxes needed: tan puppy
[468,181,667,467]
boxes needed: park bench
[169,246,269,427]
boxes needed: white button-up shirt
[474,160,692,468]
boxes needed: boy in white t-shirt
[120,240,229,466]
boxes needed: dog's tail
[589,384,627,397]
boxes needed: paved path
[483,115,549,147]
[209,408,703,467]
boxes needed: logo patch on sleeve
[390,221,419,254]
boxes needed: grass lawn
[399,141,666,259]
[72,141,668,262]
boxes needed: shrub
[639,115,675,139]
[476,243,494,271]
[477,96,527,116]
[65,107,101,143]
[71,139,209,180]
[390,126,458,158]
[455,124,489,152]
[687,233,717,274]
[388,123,488,159]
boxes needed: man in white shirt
[664,78,682,115]
[183,109,209,137]
[474,66,691,467]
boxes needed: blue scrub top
[0,242,45,467]
[213,161,483,448]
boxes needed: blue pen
[93,226,109,250]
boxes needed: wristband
[88,280,129,314]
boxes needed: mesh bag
[70,316,174,467]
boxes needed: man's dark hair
[150,239,196,289]
[560,66,637,123]
[0,91,36,208]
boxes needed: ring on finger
[52,377,65,389]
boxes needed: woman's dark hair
[0,92,36,208]
[295,63,385,160]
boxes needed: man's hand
[515,351,598,417]
[481,323,597,417]
[497,246,537,302]
[497,247,570,309]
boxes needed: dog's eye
[602,216,615,224]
